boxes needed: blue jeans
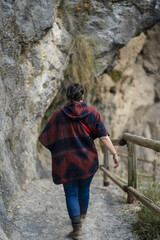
[63,174,94,219]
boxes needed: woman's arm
[99,135,119,168]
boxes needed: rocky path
[3,176,140,240]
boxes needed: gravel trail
[3,176,140,240]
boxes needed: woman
[38,83,119,240]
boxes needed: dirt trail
[3,176,140,240]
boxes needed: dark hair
[66,83,84,105]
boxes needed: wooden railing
[100,133,160,218]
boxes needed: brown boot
[80,213,87,224]
[68,223,82,240]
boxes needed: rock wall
[92,22,160,178]
[0,0,72,230]
[72,0,160,72]
[94,24,160,140]
[0,0,160,233]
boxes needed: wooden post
[153,159,157,190]
[100,165,160,218]
[103,146,110,186]
[127,142,137,204]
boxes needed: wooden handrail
[100,165,160,218]
[100,165,124,190]
[114,151,160,166]
[101,132,160,218]
[137,172,153,178]
[115,152,154,164]
[122,133,160,152]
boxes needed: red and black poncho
[38,101,110,184]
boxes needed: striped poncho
[38,101,110,184]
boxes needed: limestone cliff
[94,23,160,141]
[0,0,160,234]
[92,22,160,178]
[0,0,72,231]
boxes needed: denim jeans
[63,174,95,219]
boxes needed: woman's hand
[99,136,120,168]
[113,153,119,168]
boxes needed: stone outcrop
[0,0,72,231]
[0,0,160,234]
[68,0,160,73]
[92,22,160,178]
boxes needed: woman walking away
[38,83,119,240]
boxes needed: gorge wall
[0,0,160,235]
[92,22,160,178]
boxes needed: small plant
[75,0,94,14]
[57,0,98,92]
[132,204,160,240]
[131,178,160,240]
[58,0,71,15]
[57,0,75,34]
[107,69,123,82]
[75,0,94,31]
[10,139,16,151]
[58,0,94,33]
[66,35,97,92]
[37,139,43,151]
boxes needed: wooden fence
[100,133,160,218]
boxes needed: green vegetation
[37,139,43,151]
[58,0,71,14]
[107,69,123,82]
[132,204,160,240]
[0,66,6,81]
[58,0,94,32]
[131,178,160,240]
[57,0,73,32]
[75,0,93,13]
[19,42,33,61]
[90,86,96,96]
[39,33,98,146]
[66,35,97,91]
[10,139,16,151]
[75,0,94,28]
[57,0,98,93]
[38,0,98,138]
[37,122,43,151]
